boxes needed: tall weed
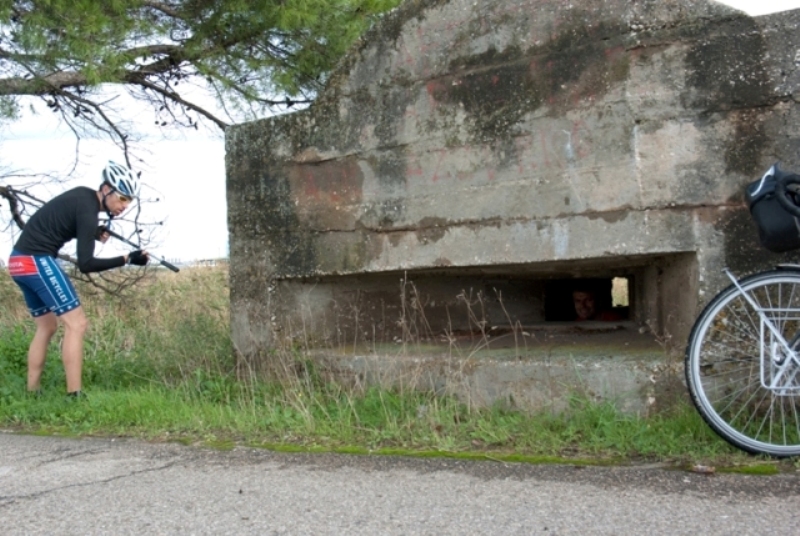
[0,265,739,463]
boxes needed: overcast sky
[0,94,228,263]
[721,0,800,15]
[1,0,798,263]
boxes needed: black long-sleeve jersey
[13,187,125,273]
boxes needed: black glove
[128,250,149,266]
[95,225,109,241]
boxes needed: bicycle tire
[685,269,800,456]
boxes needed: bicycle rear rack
[763,315,800,395]
[724,269,800,394]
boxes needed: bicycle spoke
[687,271,800,455]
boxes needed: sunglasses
[115,192,133,203]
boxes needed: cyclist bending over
[6,161,150,397]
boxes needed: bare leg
[28,313,58,391]
[59,307,88,393]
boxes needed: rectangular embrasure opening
[275,253,697,355]
[544,277,631,322]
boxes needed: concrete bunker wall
[226,0,800,409]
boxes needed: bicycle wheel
[686,269,800,456]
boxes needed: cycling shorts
[7,251,80,317]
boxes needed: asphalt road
[1,432,799,535]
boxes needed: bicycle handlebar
[103,228,180,273]
[775,173,800,219]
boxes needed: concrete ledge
[310,325,685,415]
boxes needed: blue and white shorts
[7,251,81,317]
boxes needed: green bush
[0,325,29,401]
[0,325,65,401]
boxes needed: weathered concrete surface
[225,0,800,410]
[312,325,682,414]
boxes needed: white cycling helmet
[102,161,140,198]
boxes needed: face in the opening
[573,291,596,321]
[100,186,133,216]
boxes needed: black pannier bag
[746,163,800,253]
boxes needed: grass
[0,265,789,472]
